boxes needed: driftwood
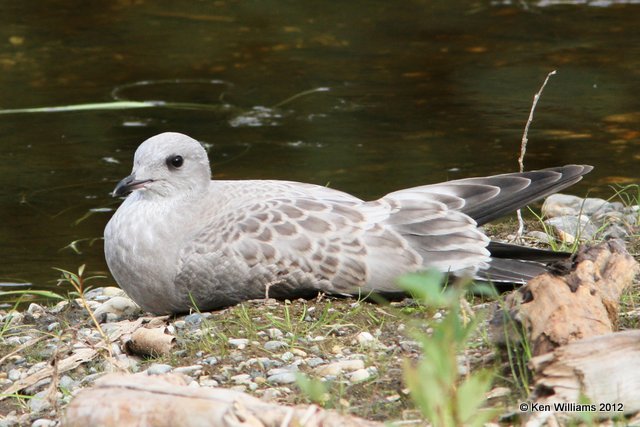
[493,239,638,356]
[64,373,383,427]
[0,317,145,400]
[528,330,640,418]
[491,240,640,424]
[124,326,175,357]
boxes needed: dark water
[1,1,639,298]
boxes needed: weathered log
[492,239,638,356]
[63,373,383,427]
[526,330,640,424]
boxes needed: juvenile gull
[104,132,592,314]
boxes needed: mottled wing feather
[177,194,377,305]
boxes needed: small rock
[203,356,218,365]
[0,414,18,427]
[349,368,372,382]
[280,351,294,362]
[26,362,48,376]
[26,303,46,319]
[8,369,21,381]
[184,313,203,328]
[6,336,31,345]
[228,338,249,349]
[59,375,77,390]
[264,340,287,351]
[231,374,252,385]
[93,296,140,323]
[314,359,365,376]
[31,419,56,427]
[200,378,219,387]
[174,365,203,376]
[261,388,282,401]
[267,372,297,384]
[266,328,283,339]
[545,215,597,243]
[79,372,106,386]
[29,391,51,414]
[305,357,325,368]
[356,331,375,346]
[46,322,60,332]
[527,230,553,244]
[291,348,307,357]
[147,363,173,375]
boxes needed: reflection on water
[0,1,639,296]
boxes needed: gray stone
[305,357,326,368]
[147,363,173,375]
[8,369,21,381]
[264,340,287,351]
[59,375,77,390]
[266,328,283,339]
[228,338,249,349]
[93,296,140,323]
[173,365,203,376]
[267,371,297,384]
[31,419,56,427]
[203,356,218,365]
[29,391,51,414]
[184,313,204,328]
[545,215,598,243]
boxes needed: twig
[515,70,557,241]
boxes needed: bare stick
[515,70,557,241]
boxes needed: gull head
[112,132,212,199]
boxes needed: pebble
[291,348,307,357]
[264,340,287,351]
[8,369,21,381]
[147,363,173,375]
[545,215,597,243]
[231,374,252,385]
[542,193,637,242]
[266,328,283,339]
[267,371,297,385]
[29,390,52,414]
[46,322,60,332]
[314,359,365,376]
[349,367,376,383]
[280,351,294,362]
[356,331,375,346]
[184,313,204,328]
[228,338,249,349]
[31,420,56,427]
[173,365,203,376]
[27,303,47,319]
[203,356,218,365]
[200,378,219,387]
[59,375,77,391]
[305,357,326,368]
[93,296,140,322]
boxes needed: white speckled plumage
[104,132,592,314]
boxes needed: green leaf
[456,370,495,426]
[397,271,451,306]
[0,290,66,300]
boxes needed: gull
[104,132,592,314]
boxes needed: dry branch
[64,373,383,427]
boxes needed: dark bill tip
[112,174,153,197]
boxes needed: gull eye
[166,155,184,169]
